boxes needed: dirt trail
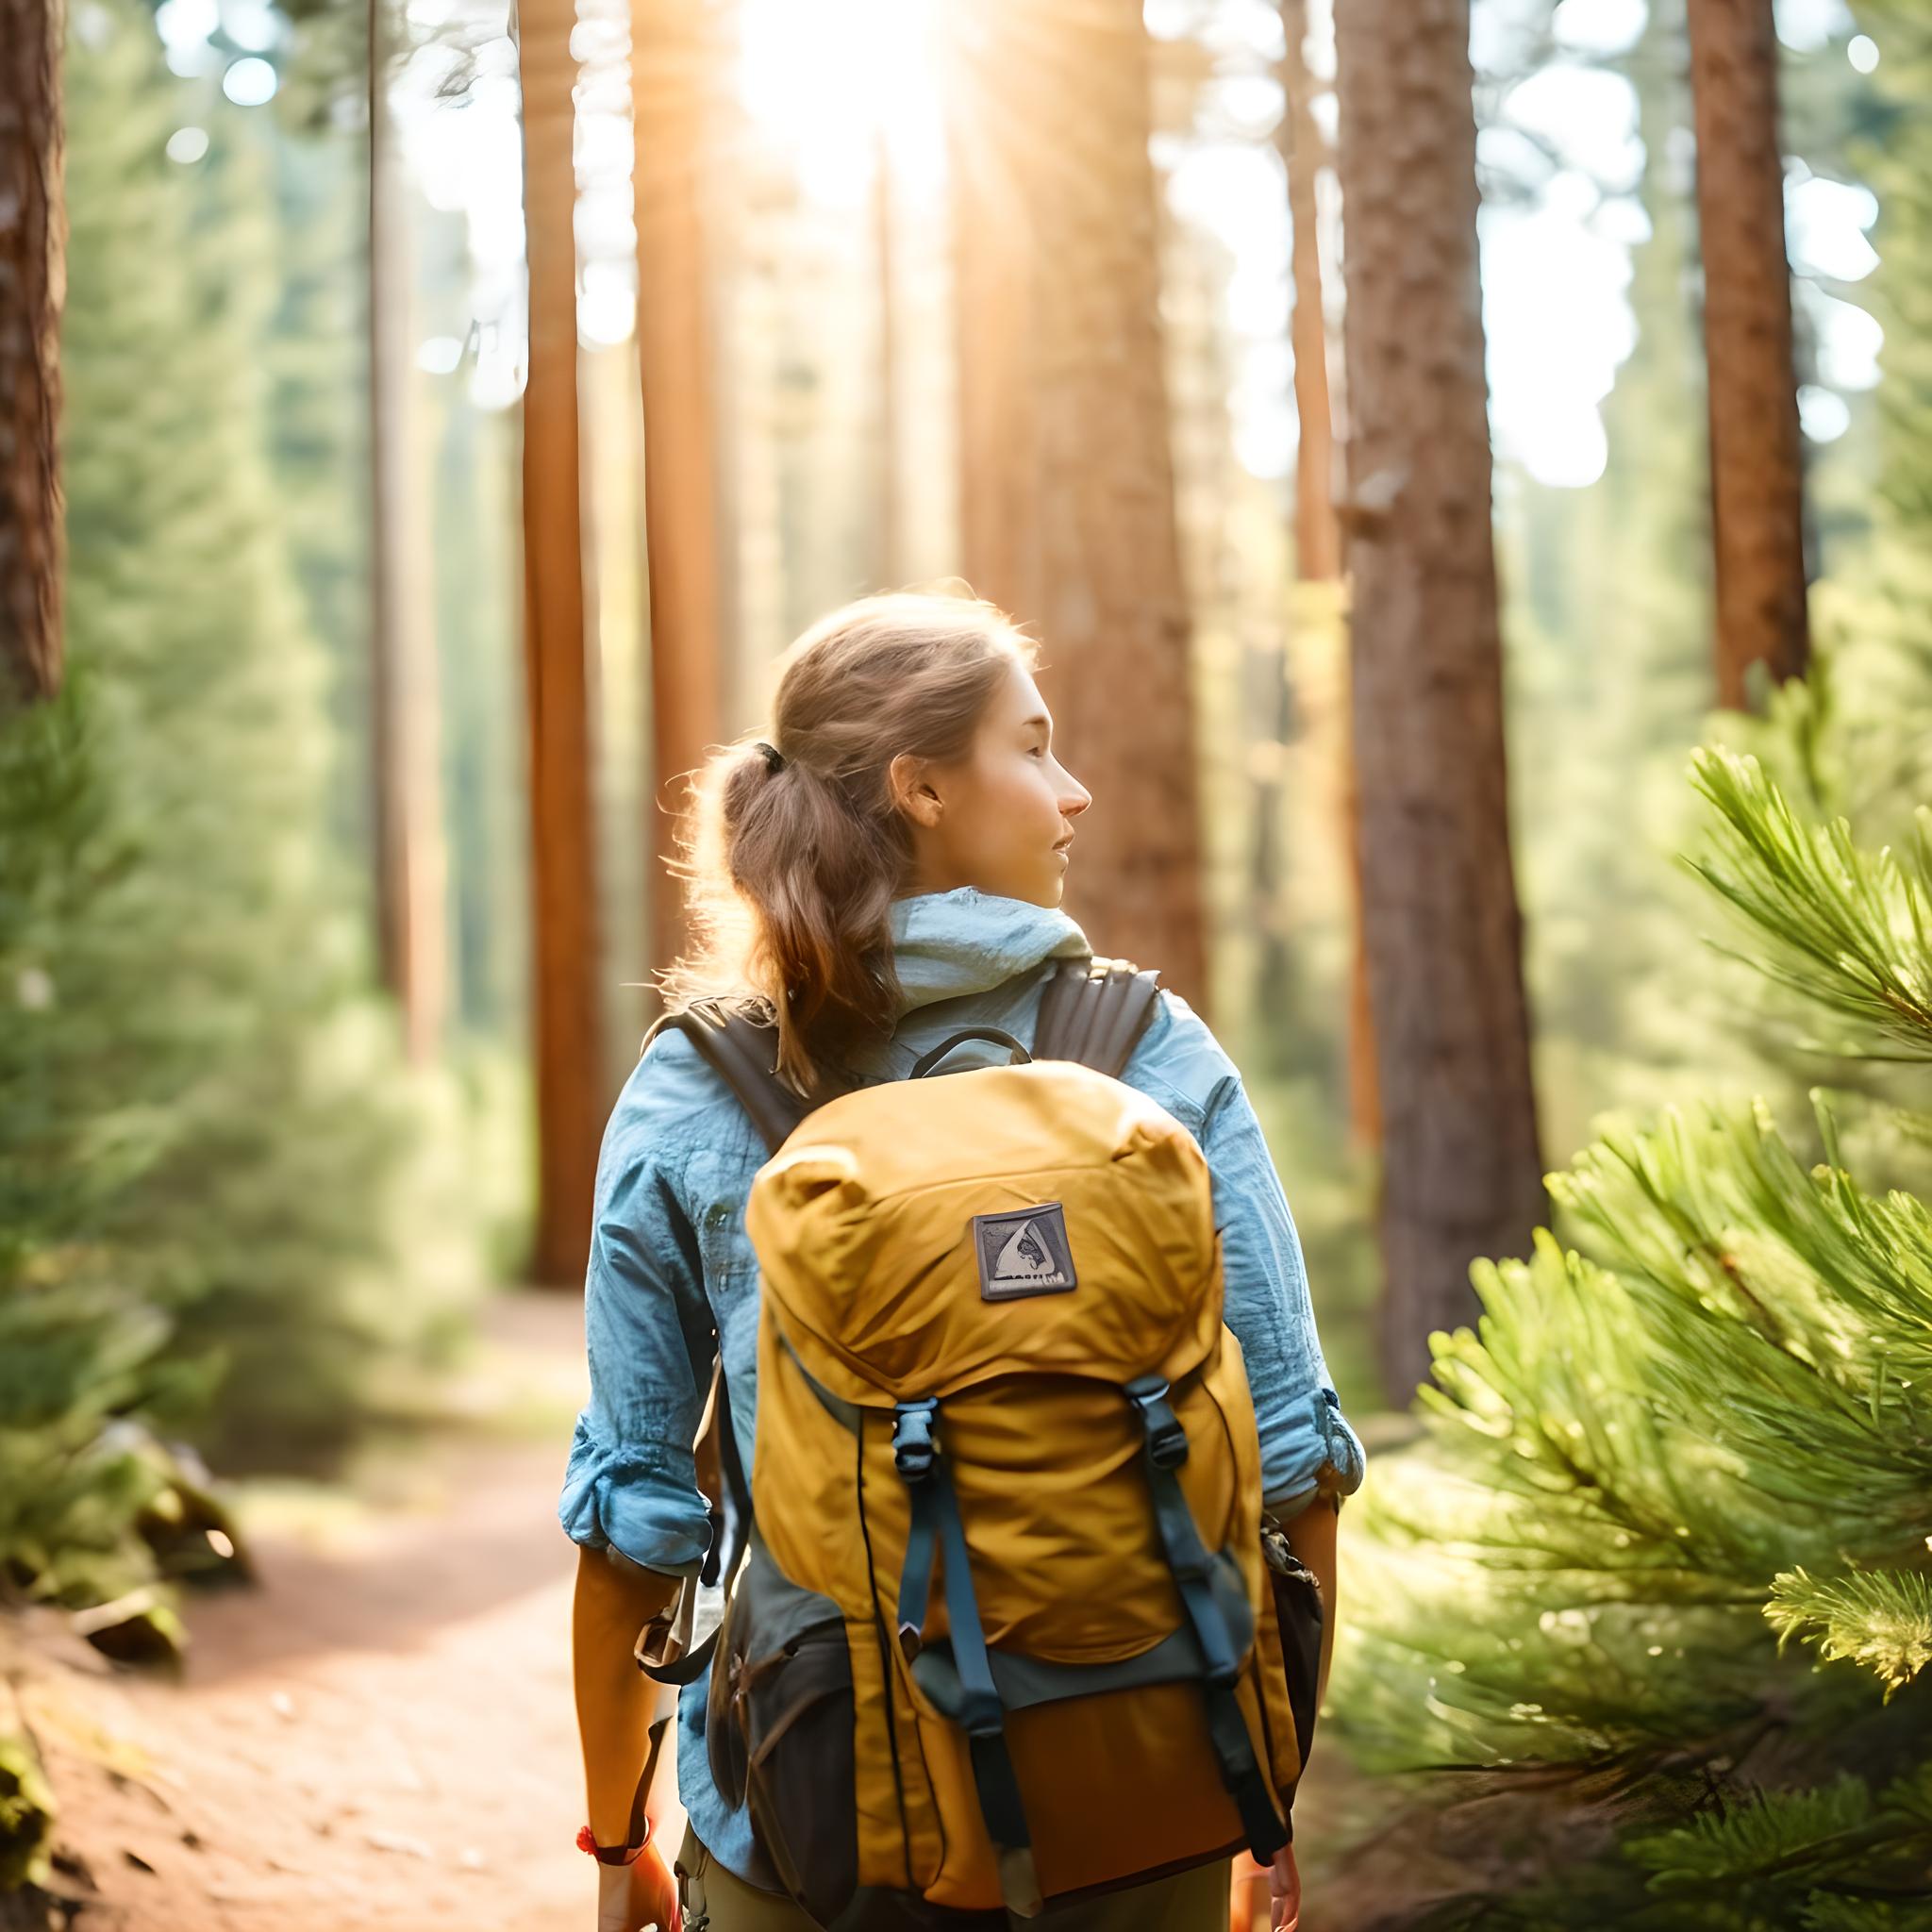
[6,1292,611,1932]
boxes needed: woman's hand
[595,1841,680,1932]
[1269,1844,1301,1932]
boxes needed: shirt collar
[887,887,1091,1017]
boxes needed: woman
[561,591,1366,1932]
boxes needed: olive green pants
[675,1827,1231,1932]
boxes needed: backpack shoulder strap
[642,998,818,1156]
[634,995,819,1690]
[1034,955,1163,1078]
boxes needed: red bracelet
[577,1822,650,1865]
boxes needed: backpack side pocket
[710,1541,859,1924]
[1259,1513,1324,1778]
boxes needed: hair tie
[752,740,786,774]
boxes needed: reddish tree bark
[1276,0,1341,586]
[519,0,605,1285]
[0,0,64,705]
[1337,652,1380,1151]
[1333,0,1545,1402]
[1275,0,1379,1151]
[947,0,1208,1006]
[634,0,724,986]
[368,0,448,1063]
[1686,0,1809,707]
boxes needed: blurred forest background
[6,0,1932,1925]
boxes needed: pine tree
[0,0,473,1553]
[1328,716,1932,1926]
[634,0,725,986]
[1332,0,1545,1401]
[1686,0,1811,704]
[947,0,1208,1006]
[368,0,450,1066]
[518,0,605,1287]
[0,0,65,703]
[0,690,199,1627]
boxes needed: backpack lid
[747,1058,1221,1406]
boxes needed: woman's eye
[1029,744,1047,759]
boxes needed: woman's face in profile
[899,659,1092,908]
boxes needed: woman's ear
[888,751,943,828]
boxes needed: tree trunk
[634,0,723,989]
[1333,0,1545,1404]
[947,0,1207,1007]
[0,0,63,705]
[519,0,605,1285]
[1274,0,1379,1150]
[368,0,448,1063]
[1276,0,1340,586]
[1686,0,1809,707]
[1337,641,1381,1149]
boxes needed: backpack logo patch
[972,1204,1077,1301]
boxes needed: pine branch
[1415,1104,1932,1590]
[1766,1568,1932,1697]
[1625,1776,1875,1888]
[1685,748,1932,1063]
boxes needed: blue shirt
[558,886,1367,1878]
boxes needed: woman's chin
[988,857,1069,909]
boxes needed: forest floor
[3,1293,1426,1932]
[2,1291,620,1932]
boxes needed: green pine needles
[1331,724,1932,1928]
[1766,1570,1932,1699]
[1686,746,1932,1061]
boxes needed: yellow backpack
[654,959,1307,1924]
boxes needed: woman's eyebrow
[1020,711,1052,734]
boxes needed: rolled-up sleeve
[1198,1066,1368,1518]
[558,1134,716,1578]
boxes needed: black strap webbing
[643,999,824,1157]
[1033,956,1162,1077]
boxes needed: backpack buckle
[892,1399,940,1482]
[1124,1376,1189,1471]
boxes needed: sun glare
[736,0,941,204]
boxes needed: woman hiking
[561,591,1365,1932]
